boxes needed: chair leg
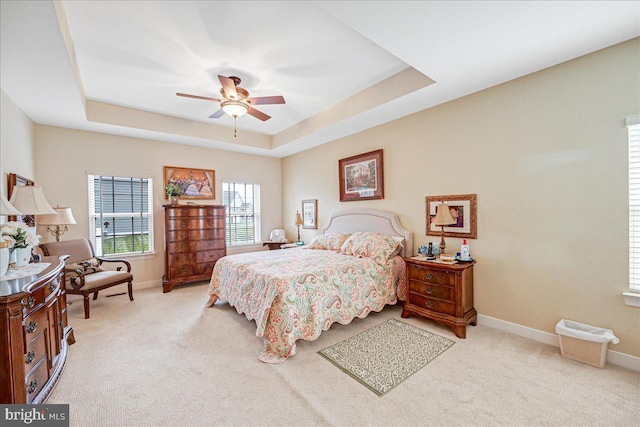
[93,291,99,300]
[128,281,134,301]
[83,294,91,319]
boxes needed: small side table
[263,241,290,250]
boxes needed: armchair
[39,239,134,319]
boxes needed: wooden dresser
[162,204,226,293]
[402,258,477,338]
[0,256,75,404]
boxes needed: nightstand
[263,241,290,250]
[401,258,477,338]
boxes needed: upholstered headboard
[321,209,414,257]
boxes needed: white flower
[1,221,39,249]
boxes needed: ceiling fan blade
[247,106,271,121]
[176,92,222,102]
[218,75,238,100]
[246,96,286,105]
[209,109,225,119]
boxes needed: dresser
[401,258,477,338]
[0,256,75,404]
[162,205,226,293]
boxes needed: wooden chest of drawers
[401,258,477,338]
[162,205,226,293]
[0,256,75,403]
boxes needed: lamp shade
[0,193,22,215]
[8,186,57,215]
[433,202,456,226]
[38,206,77,225]
[293,211,304,226]
[221,100,248,117]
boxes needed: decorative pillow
[339,232,403,265]
[304,233,351,251]
[66,258,104,277]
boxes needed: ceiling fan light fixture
[221,100,248,118]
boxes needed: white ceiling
[1,1,638,158]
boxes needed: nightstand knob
[425,301,434,308]
[425,273,433,281]
[425,286,433,294]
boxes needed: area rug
[318,318,455,396]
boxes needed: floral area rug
[318,318,455,396]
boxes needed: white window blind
[88,175,154,256]
[628,116,640,292]
[222,182,261,246]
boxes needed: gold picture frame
[163,166,215,200]
[426,194,477,239]
[339,149,384,202]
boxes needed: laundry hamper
[555,319,619,368]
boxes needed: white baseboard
[477,314,640,372]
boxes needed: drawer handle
[22,296,35,309]
[181,233,188,239]
[25,350,36,364]
[425,286,433,294]
[58,320,64,327]
[49,282,57,292]
[425,301,434,308]
[27,379,38,394]
[180,221,188,228]
[425,273,433,281]
[180,243,189,251]
[26,321,38,333]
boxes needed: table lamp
[0,193,22,216]
[294,210,304,244]
[433,202,456,255]
[38,206,77,241]
[8,186,56,227]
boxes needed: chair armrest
[95,257,132,272]
[64,267,86,290]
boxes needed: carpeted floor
[48,282,639,427]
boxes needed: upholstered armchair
[39,239,134,319]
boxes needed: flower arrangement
[165,183,183,197]
[1,221,40,250]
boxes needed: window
[88,175,154,256]
[222,182,261,246]
[628,115,640,292]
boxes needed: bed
[206,209,414,363]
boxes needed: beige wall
[33,125,282,285]
[0,90,35,206]
[282,38,640,356]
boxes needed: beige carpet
[48,283,639,427]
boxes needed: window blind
[628,116,640,292]
[222,182,261,246]
[88,175,154,256]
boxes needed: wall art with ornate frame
[302,199,317,229]
[338,149,384,201]
[426,194,477,239]
[163,166,215,200]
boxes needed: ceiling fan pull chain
[234,117,237,138]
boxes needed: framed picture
[163,166,215,200]
[302,199,317,229]
[426,194,477,239]
[339,149,384,201]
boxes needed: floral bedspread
[208,248,405,363]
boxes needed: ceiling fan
[176,75,285,122]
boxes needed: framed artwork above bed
[339,149,384,202]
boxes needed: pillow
[304,233,350,251]
[339,232,403,265]
[66,258,104,277]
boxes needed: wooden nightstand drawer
[408,292,456,316]
[408,264,454,286]
[408,280,454,302]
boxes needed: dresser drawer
[167,207,224,218]
[407,264,454,286]
[21,286,46,316]
[25,358,48,404]
[408,280,454,302]
[24,330,48,374]
[408,292,456,316]
[195,249,226,263]
[168,240,225,254]
[167,228,225,242]
[23,305,47,338]
[167,218,225,231]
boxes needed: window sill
[99,252,156,261]
[623,292,640,307]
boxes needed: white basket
[555,319,619,368]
